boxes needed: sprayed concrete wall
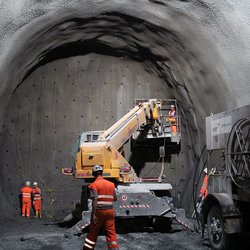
[0,0,250,218]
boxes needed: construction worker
[167,104,177,133]
[21,181,33,218]
[192,168,209,218]
[32,182,42,218]
[152,104,160,124]
[83,165,119,250]
[199,168,208,200]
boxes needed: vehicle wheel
[207,206,233,250]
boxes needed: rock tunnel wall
[0,0,250,218]
[0,54,171,217]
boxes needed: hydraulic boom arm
[74,99,161,183]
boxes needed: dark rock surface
[0,216,211,250]
[0,2,250,246]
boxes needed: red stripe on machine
[120,204,150,208]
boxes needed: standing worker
[167,104,177,133]
[151,102,160,135]
[83,165,119,250]
[21,181,33,218]
[192,168,209,218]
[152,103,160,125]
[199,168,208,200]
[32,182,42,218]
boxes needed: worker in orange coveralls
[21,181,33,218]
[83,165,119,250]
[168,104,177,133]
[32,182,42,219]
[193,168,209,217]
[199,168,208,200]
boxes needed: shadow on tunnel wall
[129,147,172,178]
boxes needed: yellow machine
[63,99,181,183]
[62,99,195,237]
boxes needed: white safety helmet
[25,181,31,187]
[92,165,103,174]
[170,104,175,108]
[33,182,38,186]
[203,168,208,174]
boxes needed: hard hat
[92,165,103,174]
[33,182,38,186]
[25,181,31,187]
[203,168,208,174]
[170,104,175,108]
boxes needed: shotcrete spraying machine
[201,104,250,250]
[63,99,192,236]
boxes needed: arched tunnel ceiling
[0,0,250,217]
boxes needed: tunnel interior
[1,0,250,219]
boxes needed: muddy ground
[0,216,249,250]
[0,215,210,250]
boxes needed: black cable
[144,116,167,178]
[143,155,162,177]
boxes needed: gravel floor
[2,215,250,250]
[0,216,213,250]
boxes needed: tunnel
[0,0,250,222]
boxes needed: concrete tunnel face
[0,0,250,218]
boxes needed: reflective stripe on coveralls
[107,241,119,248]
[84,238,95,249]
[22,193,31,198]
[97,201,113,205]
[97,194,114,206]
[98,195,114,199]
[83,176,119,250]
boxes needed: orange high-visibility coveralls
[168,110,177,133]
[83,176,119,250]
[21,186,33,217]
[32,187,42,213]
[199,175,208,198]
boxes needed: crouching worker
[83,165,119,250]
[32,182,42,219]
